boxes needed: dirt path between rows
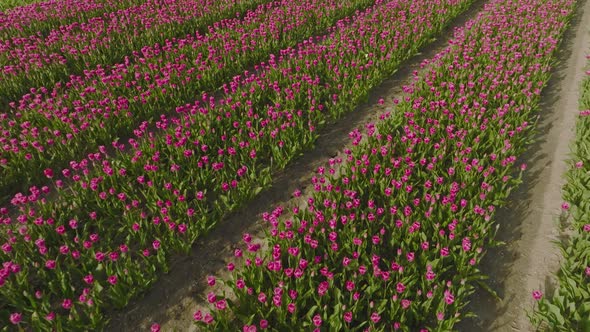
[457,0,590,331]
[106,0,490,330]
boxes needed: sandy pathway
[457,0,590,330]
[105,0,490,330]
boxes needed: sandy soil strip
[457,0,590,330]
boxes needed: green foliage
[0,0,43,11]
[530,54,590,331]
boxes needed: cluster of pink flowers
[0,0,257,76]
[0,0,372,201]
[0,0,269,107]
[197,0,574,329]
[0,0,137,39]
[0,0,474,328]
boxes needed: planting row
[0,0,42,11]
[530,54,590,331]
[0,0,268,105]
[0,0,146,40]
[196,0,575,330]
[0,0,475,329]
[0,0,376,203]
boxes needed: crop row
[0,0,475,329]
[0,0,145,40]
[0,0,268,105]
[530,54,590,331]
[0,0,376,204]
[196,0,575,330]
[0,0,42,11]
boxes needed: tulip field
[0,1,43,11]
[0,0,588,330]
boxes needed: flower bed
[530,54,590,331]
[0,0,145,40]
[0,0,374,203]
[0,0,268,105]
[196,0,575,330]
[0,0,475,329]
[0,0,43,11]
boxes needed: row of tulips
[0,0,376,204]
[530,54,590,331]
[196,0,576,330]
[0,0,476,329]
[0,0,42,11]
[0,0,146,40]
[0,0,268,105]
